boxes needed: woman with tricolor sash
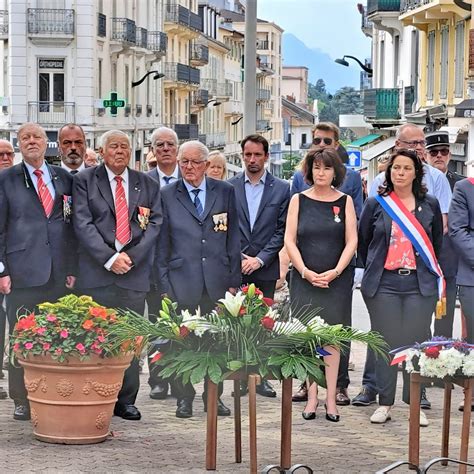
[358,149,444,426]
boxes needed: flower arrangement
[11,294,141,363]
[400,337,474,379]
[109,284,387,385]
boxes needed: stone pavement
[0,291,472,473]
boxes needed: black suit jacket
[0,163,75,288]
[228,172,290,281]
[72,165,162,291]
[358,194,444,297]
[158,178,241,308]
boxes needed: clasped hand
[111,252,133,275]
[304,268,338,288]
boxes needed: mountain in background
[282,33,361,93]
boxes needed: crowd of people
[0,120,472,431]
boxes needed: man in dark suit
[58,123,87,174]
[73,130,162,421]
[0,123,76,420]
[158,140,241,418]
[425,131,464,339]
[229,134,290,398]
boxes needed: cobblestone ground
[0,291,472,473]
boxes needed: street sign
[102,92,125,116]
[347,150,362,168]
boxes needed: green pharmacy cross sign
[103,92,125,116]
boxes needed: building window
[455,20,465,98]
[439,25,449,100]
[427,30,435,101]
[98,59,102,97]
[112,62,117,91]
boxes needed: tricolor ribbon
[375,192,446,318]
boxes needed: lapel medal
[333,206,341,223]
[137,206,150,230]
[62,195,72,223]
[212,213,228,232]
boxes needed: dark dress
[290,193,352,326]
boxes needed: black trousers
[83,285,146,407]
[363,271,436,406]
[0,296,6,370]
[434,276,458,338]
[6,281,67,402]
[459,285,474,343]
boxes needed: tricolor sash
[375,192,446,318]
[469,178,474,185]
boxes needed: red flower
[179,326,190,338]
[150,352,163,364]
[35,326,47,335]
[262,297,274,307]
[46,314,57,322]
[239,307,246,316]
[75,343,86,353]
[425,346,441,359]
[261,316,275,330]
[16,314,36,331]
[42,343,51,351]
[89,307,108,320]
[82,319,94,330]
[255,288,263,296]
[60,329,69,338]
[241,285,249,294]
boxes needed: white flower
[308,316,329,330]
[419,347,464,379]
[462,351,474,377]
[180,307,208,336]
[219,291,246,317]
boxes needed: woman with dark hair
[359,149,444,426]
[285,147,358,422]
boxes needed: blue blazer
[158,178,242,307]
[449,179,474,287]
[0,163,76,288]
[291,168,363,219]
[72,165,162,292]
[228,172,290,282]
[358,194,444,298]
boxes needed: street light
[231,116,243,126]
[131,70,165,88]
[335,55,373,77]
[206,99,222,107]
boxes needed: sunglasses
[312,137,333,146]
[428,148,449,157]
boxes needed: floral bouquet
[11,294,142,363]
[109,284,387,385]
[395,337,474,379]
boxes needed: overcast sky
[257,0,371,61]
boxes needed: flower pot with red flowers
[11,295,141,445]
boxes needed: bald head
[0,139,14,170]
[395,123,426,162]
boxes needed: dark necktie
[70,170,79,175]
[163,176,172,186]
[191,189,204,216]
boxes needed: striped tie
[114,176,131,245]
[192,189,204,216]
[33,169,54,217]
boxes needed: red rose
[179,326,190,338]
[239,307,246,316]
[82,319,94,330]
[425,346,441,359]
[89,307,108,320]
[261,316,275,330]
[255,288,263,296]
[241,285,249,294]
[262,297,274,307]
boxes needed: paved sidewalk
[0,291,471,473]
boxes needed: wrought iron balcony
[135,27,148,49]
[111,18,136,45]
[201,78,218,96]
[205,132,226,149]
[257,88,271,101]
[28,102,75,125]
[148,31,167,55]
[192,89,209,106]
[256,119,270,131]
[27,9,74,36]
[364,87,415,121]
[367,0,401,15]
[164,63,200,85]
[400,0,431,13]
[360,5,374,37]
[256,39,269,50]
[173,124,199,141]
[164,3,203,32]
[0,10,8,37]
[97,13,106,37]
[216,81,233,98]
[190,42,209,66]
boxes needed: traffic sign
[102,92,125,116]
[347,150,362,168]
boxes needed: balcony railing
[193,89,209,106]
[257,88,271,101]
[205,132,226,149]
[470,29,474,73]
[164,3,203,32]
[165,63,200,85]
[361,6,374,36]
[367,0,401,15]
[256,39,269,50]
[28,102,75,125]
[172,124,199,141]
[97,13,106,37]
[0,10,8,37]
[216,81,232,98]
[256,119,270,131]
[190,42,209,66]
[135,27,148,48]
[364,87,415,121]
[111,18,136,44]
[401,0,432,13]
[27,9,74,35]
[404,86,415,115]
[148,31,167,55]
[202,78,218,96]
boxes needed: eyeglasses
[312,137,333,146]
[179,159,206,167]
[399,139,426,147]
[0,151,14,157]
[428,148,449,157]
[154,141,176,149]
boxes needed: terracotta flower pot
[19,353,133,445]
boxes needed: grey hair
[177,140,209,161]
[100,130,130,149]
[150,127,178,147]
[396,123,423,140]
[17,122,47,141]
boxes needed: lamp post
[231,116,243,126]
[335,55,373,77]
[131,70,165,88]
[206,99,222,107]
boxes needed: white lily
[219,291,246,317]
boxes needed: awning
[347,134,381,148]
[455,99,474,119]
[362,136,396,162]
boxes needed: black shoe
[149,383,168,400]
[176,398,193,418]
[231,382,249,397]
[13,401,31,421]
[0,386,7,400]
[256,380,277,398]
[351,386,377,406]
[324,403,340,423]
[420,388,431,410]
[302,411,316,420]
[335,387,350,406]
[113,404,141,420]
[202,395,231,416]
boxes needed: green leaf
[227,360,244,371]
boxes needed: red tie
[33,169,54,217]
[114,176,131,245]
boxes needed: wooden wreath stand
[205,373,292,473]
[409,372,473,473]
